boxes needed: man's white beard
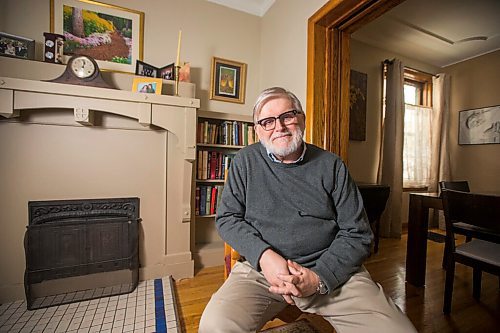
[260,127,304,159]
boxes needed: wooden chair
[441,189,500,314]
[439,181,474,267]
[438,180,470,195]
[358,184,390,253]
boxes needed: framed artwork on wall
[0,32,35,60]
[349,69,367,141]
[459,105,500,145]
[50,0,144,73]
[210,57,247,104]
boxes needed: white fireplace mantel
[0,76,200,298]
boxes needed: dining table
[406,192,442,287]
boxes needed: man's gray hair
[252,87,304,123]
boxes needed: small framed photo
[158,63,175,80]
[0,32,35,60]
[132,77,163,95]
[210,57,247,104]
[135,60,158,77]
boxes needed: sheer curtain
[403,104,432,187]
[377,59,404,238]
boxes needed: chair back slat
[439,181,470,197]
[442,190,500,234]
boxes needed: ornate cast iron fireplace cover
[24,197,140,310]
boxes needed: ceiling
[207,0,500,68]
[205,0,275,17]
[352,0,500,68]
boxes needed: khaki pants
[200,261,417,333]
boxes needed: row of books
[197,150,235,180]
[197,120,258,146]
[195,185,224,216]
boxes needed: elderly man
[199,87,416,333]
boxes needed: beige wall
[0,0,333,303]
[443,50,500,192]
[0,0,262,116]
[349,39,439,183]
[260,0,329,106]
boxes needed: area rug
[261,319,320,333]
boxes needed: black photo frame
[135,60,158,78]
[0,32,35,60]
[158,63,175,80]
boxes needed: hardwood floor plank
[175,233,500,332]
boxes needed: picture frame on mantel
[458,105,500,145]
[50,0,144,73]
[135,60,158,78]
[132,77,162,95]
[0,32,35,60]
[210,57,247,104]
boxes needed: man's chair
[441,189,500,314]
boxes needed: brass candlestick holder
[174,65,181,96]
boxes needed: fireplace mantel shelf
[0,76,199,160]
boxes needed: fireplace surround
[24,197,140,310]
[0,72,199,304]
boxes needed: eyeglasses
[256,110,303,131]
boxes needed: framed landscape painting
[50,0,144,73]
[210,57,246,104]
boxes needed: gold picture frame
[50,0,144,73]
[210,57,247,104]
[132,77,162,95]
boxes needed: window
[403,69,433,188]
[382,65,433,189]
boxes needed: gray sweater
[216,142,373,292]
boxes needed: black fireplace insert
[24,197,140,310]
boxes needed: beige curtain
[377,59,404,238]
[430,74,451,229]
[428,74,451,192]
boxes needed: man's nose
[274,117,286,131]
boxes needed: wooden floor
[174,232,500,332]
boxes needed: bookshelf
[192,110,256,268]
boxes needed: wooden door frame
[306,0,405,161]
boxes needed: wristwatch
[316,280,328,295]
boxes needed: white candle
[176,30,182,66]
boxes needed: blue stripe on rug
[154,278,167,333]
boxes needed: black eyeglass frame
[256,110,304,131]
